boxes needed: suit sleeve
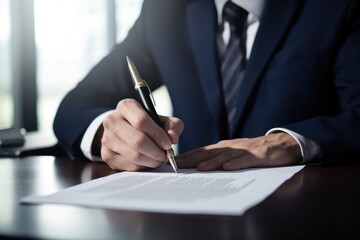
[283,2,360,163]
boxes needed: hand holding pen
[99,58,184,172]
[127,57,179,173]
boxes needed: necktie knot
[223,1,248,36]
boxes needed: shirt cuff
[265,128,321,164]
[80,110,113,162]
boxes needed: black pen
[126,56,178,173]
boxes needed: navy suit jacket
[54,0,360,163]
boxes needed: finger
[102,128,165,170]
[176,147,226,169]
[175,147,207,168]
[160,116,184,144]
[101,147,146,171]
[176,146,209,160]
[197,147,252,171]
[102,109,167,164]
[176,141,223,161]
[118,99,172,150]
[197,149,241,171]
[222,154,260,170]
[104,118,167,163]
[103,106,167,162]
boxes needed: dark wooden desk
[0,156,359,240]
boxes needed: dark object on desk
[0,127,26,147]
[0,131,66,157]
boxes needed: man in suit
[54,0,360,171]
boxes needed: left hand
[176,132,302,171]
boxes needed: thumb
[160,116,184,145]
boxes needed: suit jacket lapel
[186,0,227,136]
[231,0,305,137]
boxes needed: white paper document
[21,165,304,216]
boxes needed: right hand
[99,98,184,171]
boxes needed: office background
[0,0,172,135]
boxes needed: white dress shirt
[81,0,321,163]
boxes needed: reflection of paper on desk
[21,165,304,216]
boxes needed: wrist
[266,132,302,164]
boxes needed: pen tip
[126,56,132,65]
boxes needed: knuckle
[167,117,184,134]
[218,140,229,146]
[101,133,109,146]
[131,134,147,149]
[175,118,184,132]
[129,151,143,163]
[117,98,132,110]
[222,150,235,159]
[102,115,115,129]
[101,150,126,171]
[132,113,148,129]
[153,150,166,161]
[101,149,113,164]
[151,130,165,143]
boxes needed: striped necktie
[220,1,248,136]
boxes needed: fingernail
[223,162,231,167]
[223,162,232,168]
[223,162,232,170]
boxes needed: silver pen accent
[126,56,178,174]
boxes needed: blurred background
[0,0,172,136]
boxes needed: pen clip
[135,79,156,107]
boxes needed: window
[3,0,170,135]
[35,0,110,133]
[35,0,144,134]
[0,0,14,129]
[115,0,143,42]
